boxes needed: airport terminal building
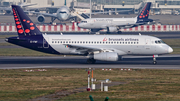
[1,0,180,14]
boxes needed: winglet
[12,5,42,37]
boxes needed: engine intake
[94,52,119,61]
[37,15,45,23]
[107,27,118,32]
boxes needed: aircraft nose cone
[168,47,173,53]
[78,23,82,27]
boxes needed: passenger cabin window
[81,21,87,23]
[50,40,143,45]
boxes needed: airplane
[25,0,75,24]
[0,0,36,14]
[78,2,154,34]
[26,0,132,24]
[6,5,173,65]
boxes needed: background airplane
[25,0,132,24]
[25,0,74,24]
[78,2,154,34]
[0,0,36,14]
[6,5,173,65]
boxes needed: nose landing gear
[153,55,158,65]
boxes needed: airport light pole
[90,0,91,18]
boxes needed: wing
[0,7,11,11]
[63,44,126,56]
[91,9,133,15]
[116,21,156,29]
[65,44,101,52]
[24,11,57,17]
[63,44,102,55]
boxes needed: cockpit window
[160,40,165,44]
[81,21,87,23]
[155,40,165,44]
[59,11,67,13]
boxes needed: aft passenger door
[146,39,151,45]
[145,39,151,50]
[43,38,49,48]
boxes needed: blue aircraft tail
[12,5,42,37]
[137,2,151,21]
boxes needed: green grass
[163,39,180,47]
[0,48,58,56]
[0,35,15,39]
[0,69,88,100]
[1,69,180,101]
[59,69,180,101]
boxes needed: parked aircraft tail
[12,5,42,37]
[137,2,151,21]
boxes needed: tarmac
[0,55,179,69]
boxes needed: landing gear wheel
[50,17,56,24]
[106,32,110,34]
[87,58,96,64]
[153,61,157,65]
[153,55,157,65]
[117,31,122,34]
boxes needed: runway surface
[0,55,180,69]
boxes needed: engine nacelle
[37,15,45,23]
[107,27,118,32]
[5,10,12,14]
[94,52,119,61]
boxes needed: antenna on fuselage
[139,33,141,36]
[61,32,63,35]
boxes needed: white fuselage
[43,34,173,56]
[78,18,137,29]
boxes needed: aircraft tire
[153,61,157,65]
[87,58,96,64]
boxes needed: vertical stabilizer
[12,5,42,37]
[137,2,151,21]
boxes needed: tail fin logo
[13,8,35,34]
[13,8,24,34]
[103,37,107,41]
[138,2,151,19]
[12,5,42,37]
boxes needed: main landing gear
[87,58,96,64]
[50,17,56,24]
[153,55,158,65]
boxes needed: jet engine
[5,10,12,14]
[37,15,45,23]
[107,27,118,32]
[94,52,119,61]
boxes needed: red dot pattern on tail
[25,29,30,33]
